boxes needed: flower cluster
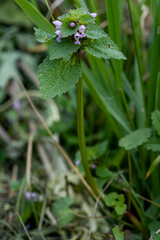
[25,191,38,202]
[53,12,97,44]
[53,20,63,42]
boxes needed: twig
[17,212,32,240]
[18,79,97,201]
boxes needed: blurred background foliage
[0,0,160,239]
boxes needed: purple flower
[74,32,81,45]
[79,25,86,34]
[90,13,97,18]
[70,22,76,28]
[13,100,21,111]
[75,160,80,166]
[55,29,63,42]
[91,164,96,169]
[80,33,86,38]
[53,20,62,29]
[25,191,31,201]
[25,191,37,202]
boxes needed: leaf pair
[105,192,127,215]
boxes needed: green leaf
[49,38,80,60]
[0,52,20,88]
[119,128,152,150]
[112,226,124,240]
[85,38,127,60]
[152,110,160,137]
[59,209,73,227]
[144,137,160,152]
[58,8,87,22]
[146,155,160,178]
[61,22,79,38]
[52,197,74,218]
[38,57,82,99]
[15,0,54,34]
[87,140,108,160]
[34,27,55,43]
[96,166,114,179]
[85,23,107,39]
[105,192,118,207]
[79,14,95,24]
[115,203,127,215]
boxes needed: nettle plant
[34,8,126,194]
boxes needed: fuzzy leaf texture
[49,38,80,60]
[85,38,127,60]
[61,22,79,37]
[34,27,55,43]
[119,128,151,150]
[58,8,87,22]
[38,58,82,99]
[85,23,107,39]
[151,110,160,137]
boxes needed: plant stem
[128,151,132,211]
[76,54,99,196]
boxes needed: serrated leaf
[112,226,124,240]
[58,8,87,22]
[144,137,160,152]
[85,23,107,39]
[152,110,160,137]
[15,0,54,34]
[115,203,127,215]
[59,209,73,227]
[119,128,151,150]
[61,22,79,37]
[85,38,127,60]
[52,197,74,218]
[49,38,80,60]
[146,155,160,178]
[34,27,55,43]
[79,14,94,24]
[38,58,82,99]
[105,192,118,207]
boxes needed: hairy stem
[76,54,98,195]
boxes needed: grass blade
[15,0,54,34]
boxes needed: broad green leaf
[61,22,79,38]
[152,110,160,137]
[105,192,118,207]
[115,204,127,215]
[34,27,55,43]
[52,197,74,218]
[49,38,80,60]
[119,128,151,150]
[146,155,160,178]
[96,166,114,179]
[15,0,54,34]
[59,209,73,227]
[112,226,124,240]
[38,58,82,99]
[144,137,160,152]
[85,38,127,60]
[85,23,107,39]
